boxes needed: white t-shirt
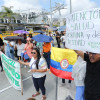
[72,56,86,86]
[61,36,65,42]
[29,57,47,78]
[10,41,15,47]
[16,43,25,56]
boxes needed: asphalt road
[0,66,57,100]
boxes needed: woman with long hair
[19,48,47,100]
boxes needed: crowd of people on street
[0,31,65,100]
[0,30,100,100]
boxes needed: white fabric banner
[0,52,21,90]
[65,8,100,53]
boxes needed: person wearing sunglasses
[19,48,47,100]
[75,50,100,100]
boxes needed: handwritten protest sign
[1,53,22,90]
[65,8,100,53]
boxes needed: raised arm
[18,60,29,66]
[74,50,84,59]
[31,69,47,73]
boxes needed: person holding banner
[0,37,4,72]
[75,50,100,100]
[15,39,25,60]
[19,48,47,100]
[9,40,15,59]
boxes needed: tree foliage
[0,6,17,23]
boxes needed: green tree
[0,6,18,31]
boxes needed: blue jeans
[62,42,65,48]
[9,47,14,60]
[75,86,85,100]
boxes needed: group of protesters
[0,30,100,100]
[0,32,54,100]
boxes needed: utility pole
[50,0,52,27]
[70,0,72,14]
[53,3,66,26]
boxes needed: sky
[0,0,100,18]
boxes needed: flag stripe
[50,66,74,80]
[50,47,77,80]
[51,47,77,65]
[51,59,73,72]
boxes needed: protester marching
[0,4,100,100]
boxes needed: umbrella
[58,26,66,32]
[4,36,24,41]
[13,30,29,34]
[32,34,53,42]
[34,30,45,33]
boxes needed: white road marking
[0,76,32,93]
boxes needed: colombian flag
[50,47,77,80]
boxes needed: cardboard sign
[65,8,100,53]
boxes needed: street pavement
[58,79,75,100]
[0,66,75,100]
[0,66,56,100]
[0,38,76,100]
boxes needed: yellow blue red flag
[50,47,77,80]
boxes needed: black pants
[32,75,46,95]
[43,52,51,69]
[0,57,3,70]
[62,79,71,83]
[57,43,60,48]
[85,91,100,100]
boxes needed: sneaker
[24,65,27,68]
[59,83,65,87]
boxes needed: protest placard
[65,8,100,53]
[1,52,22,91]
